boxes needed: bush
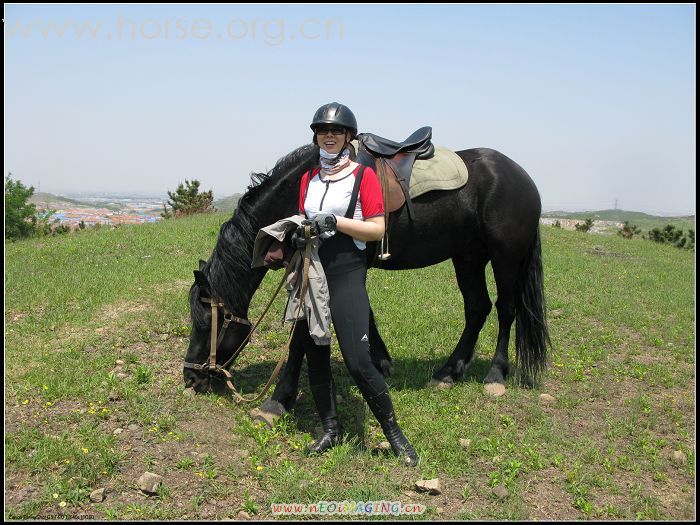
[617,221,641,240]
[162,179,214,218]
[645,224,695,250]
[574,218,593,232]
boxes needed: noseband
[185,297,252,370]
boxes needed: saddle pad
[351,141,468,199]
[408,145,469,199]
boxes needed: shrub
[617,221,641,239]
[645,225,695,250]
[574,218,594,232]
[162,179,214,218]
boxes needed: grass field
[4,212,696,520]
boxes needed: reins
[184,224,313,404]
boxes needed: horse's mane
[190,143,319,328]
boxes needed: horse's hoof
[260,398,287,417]
[249,408,280,428]
[484,383,506,397]
[429,378,453,390]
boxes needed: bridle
[183,225,312,404]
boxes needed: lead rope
[225,224,313,404]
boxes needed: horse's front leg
[256,323,307,422]
[369,307,393,377]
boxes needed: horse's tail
[515,226,551,386]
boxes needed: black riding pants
[303,233,387,399]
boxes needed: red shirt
[299,164,384,220]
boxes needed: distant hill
[213,193,243,214]
[542,209,695,233]
[30,192,93,207]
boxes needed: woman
[291,102,419,467]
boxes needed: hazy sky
[4,4,696,215]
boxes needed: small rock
[237,511,251,519]
[459,438,471,449]
[115,360,125,366]
[492,485,508,499]
[539,393,557,405]
[429,379,453,390]
[249,408,279,428]
[484,383,506,397]
[436,507,444,515]
[415,478,441,495]
[108,391,120,401]
[183,388,196,397]
[672,450,687,466]
[137,472,163,495]
[116,372,128,380]
[89,488,106,503]
[113,428,123,435]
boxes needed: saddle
[356,126,435,221]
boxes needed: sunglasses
[315,126,346,136]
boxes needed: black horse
[184,143,551,412]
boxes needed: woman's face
[315,126,349,155]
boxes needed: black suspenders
[344,166,366,219]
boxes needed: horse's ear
[198,259,207,271]
[193,270,210,291]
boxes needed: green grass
[5,213,695,520]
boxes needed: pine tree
[162,179,214,218]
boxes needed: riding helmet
[310,102,358,137]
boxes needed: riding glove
[289,214,337,250]
[311,213,337,240]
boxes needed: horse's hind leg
[432,256,491,386]
[484,258,518,386]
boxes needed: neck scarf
[319,147,351,175]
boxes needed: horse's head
[183,260,253,393]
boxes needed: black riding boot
[307,381,343,455]
[365,388,419,467]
